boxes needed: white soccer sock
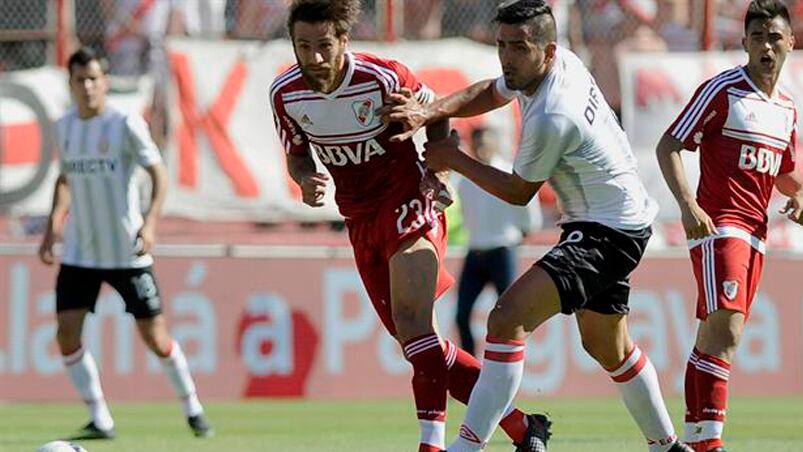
[160,340,203,417]
[448,338,526,452]
[63,347,114,430]
[607,345,677,452]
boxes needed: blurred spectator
[454,127,541,356]
[225,0,288,39]
[101,0,173,77]
[716,0,749,49]
[171,0,227,38]
[0,0,47,71]
[404,0,442,39]
[657,0,700,51]
[74,0,108,58]
[578,0,668,114]
[442,0,496,43]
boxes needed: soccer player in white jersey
[38,47,212,440]
[656,2,803,451]
[381,1,692,451]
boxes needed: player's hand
[779,196,803,225]
[300,173,329,207]
[136,221,157,256]
[680,202,717,240]
[423,129,461,172]
[420,170,454,211]
[38,230,57,265]
[377,88,428,142]
[38,215,64,265]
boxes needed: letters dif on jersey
[311,138,388,166]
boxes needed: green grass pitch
[2,396,801,451]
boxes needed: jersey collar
[738,65,778,102]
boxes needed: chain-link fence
[0,0,54,71]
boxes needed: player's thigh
[486,264,561,341]
[388,235,439,327]
[690,237,761,321]
[346,216,399,336]
[105,266,163,319]
[56,264,103,315]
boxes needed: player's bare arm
[424,130,541,206]
[420,117,455,210]
[776,171,803,224]
[138,162,168,256]
[656,133,717,239]
[287,152,329,208]
[381,79,512,142]
[38,173,70,265]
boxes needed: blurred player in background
[656,1,803,451]
[269,1,542,451]
[382,1,692,451]
[454,126,540,357]
[38,47,212,440]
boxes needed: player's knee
[581,337,621,369]
[56,326,81,354]
[700,329,741,360]
[392,303,433,341]
[486,307,519,340]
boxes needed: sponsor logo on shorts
[722,280,739,300]
[145,296,161,312]
[558,230,584,247]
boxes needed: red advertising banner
[1,250,801,401]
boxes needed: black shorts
[536,222,651,315]
[56,264,163,319]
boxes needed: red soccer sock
[443,339,529,443]
[404,334,448,451]
[694,351,731,451]
[684,348,701,446]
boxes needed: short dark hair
[287,0,361,38]
[494,0,557,46]
[744,0,792,32]
[67,47,107,76]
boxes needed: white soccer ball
[36,441,88,452]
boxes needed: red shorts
[345,192,454,336]
[689,236,764,320]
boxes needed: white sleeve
[124,114,162,167]
[513,113,580,182]
[415,83,436,104]
[493,76,516,101]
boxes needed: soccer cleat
[666,441,695,452]
[514,413,552,452]
[67,421,116,440]
[187,413,214,438]
[706,448,727,452]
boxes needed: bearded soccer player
[38,47,212,439]
[656,1,803,451]
[269,1,544,451]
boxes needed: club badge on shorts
[722,280,739,300]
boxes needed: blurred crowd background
[2,0,803,244]
[6,0,803,112]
